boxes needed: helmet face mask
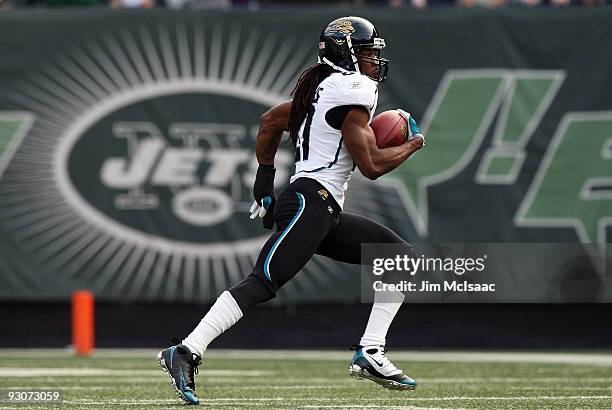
[318,16,389,83]
[353,47,389,83]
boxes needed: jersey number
[296,86,323,163]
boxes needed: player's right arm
[256,100,292,166]
[342,106,424,180]
[250,99,292,228]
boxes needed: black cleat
[157,344,202,405]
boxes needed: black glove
[249,164,276,229]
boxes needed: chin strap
[345,34,361,75]
[321,57,353,75]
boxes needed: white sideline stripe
[507,386,612,391]
[299,407,445,410]
[24,376,609,384]
[2,373,611,384]
[418,377,612,383]
[0,368,273,377]
[2,349,612,366]
[65,405,441,410]
[62,396,612,403]
[5,386,112,391]
[4,384,357,390]
[11,377,608,388]
[204,350,612,366]
[206,376,612,383]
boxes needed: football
[370,110,409,149]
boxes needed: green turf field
[0,349,611,409]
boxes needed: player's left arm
[256,100,292,166]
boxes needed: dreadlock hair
[288,63,335,146]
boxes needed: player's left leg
[316,212,417,390]
[181,178,339,357]
[158,178,339,404]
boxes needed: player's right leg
[316,212,417,390]
[349,344,416,390]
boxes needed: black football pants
[229,177,415,312]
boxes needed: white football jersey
[290,72,378,208]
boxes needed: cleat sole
[348,364,416,391]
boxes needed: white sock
[359,289,405,347]
[182,291,243,357]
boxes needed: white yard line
[62,395,612,403]
[2,349,612,366]
[0,368,274,377]
[298,407,453,410]
[1,373,611,384]
[417,377,612,383]
[2,385,355,390]
[204,350,612,366]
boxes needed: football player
[158,16,424,404]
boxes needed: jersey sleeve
[329,74,378,114]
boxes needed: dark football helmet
[318,16,389,83]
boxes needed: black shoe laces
[171,338,203,377]
[192,355,202,375]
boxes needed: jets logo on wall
[0,23,350,301]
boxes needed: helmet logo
[332,38,346,45]
[329,20,355,35]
